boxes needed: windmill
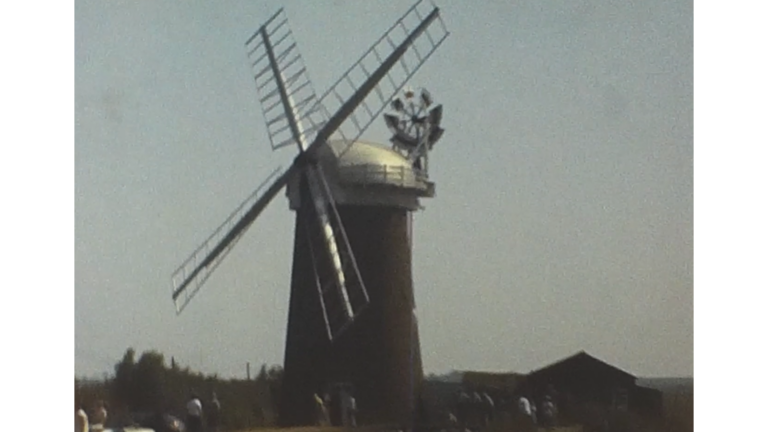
[170,0,448,426]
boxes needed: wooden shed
[517,351,662,421]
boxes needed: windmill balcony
[337,164,435,197]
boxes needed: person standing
[75,399,89,432]
[186,393,204,432]
[471,391,482,426]
[457,390,470,426]
[207,392,221,432]
[323,392,334,425]
[340,387,357,427]
[348,394,357,427]
[314,393,329,426]
[517,396,533,431]
[518,395,530,416]
[541,395,557,429]
[481,392,494,426]
[91,400,108,429]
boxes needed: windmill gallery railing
[337,163,434,193]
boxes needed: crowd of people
[313,385,358,427]
[454,389,496,428]
[185,392,221,432]
[445,388,558,432]
[75,385,557,432]
[514,394,558,430]
[74,391,221,432]
[75,398,109,432]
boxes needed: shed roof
[527,351,637,382]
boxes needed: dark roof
[527,351,637,381]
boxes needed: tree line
[75,348,283,431]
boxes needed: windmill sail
[310,165,371,341]
[244,8,373,338]
[246,8,328,151]
[307,0,449,160]
[304,165,370,340]
[171,167,288,313]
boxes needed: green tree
[102,348,282,430]
[133,350,167,411]
[112,348,136,409]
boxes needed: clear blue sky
[75,0,692,379]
